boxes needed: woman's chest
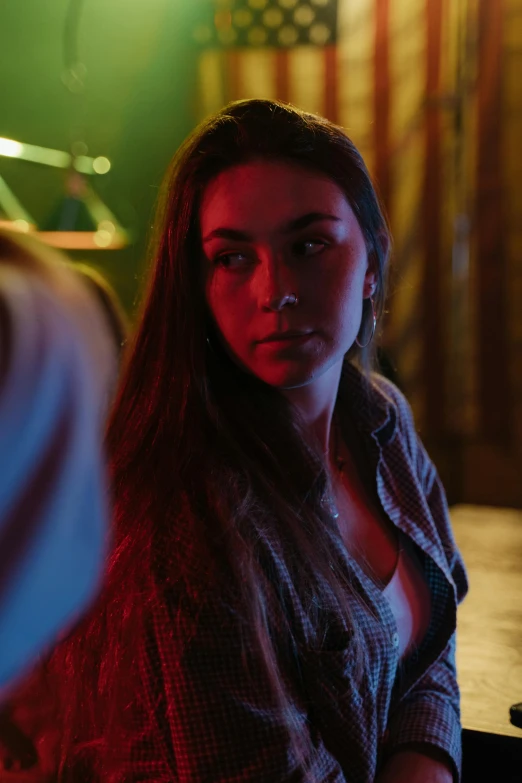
[331,462,432,661]
[332,464,399,586]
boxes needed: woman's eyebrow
[202,227,252,244]
[202,212,341,245]
[282,212,341,234]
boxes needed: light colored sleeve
[0,264,114,695]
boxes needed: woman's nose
[255,251,297,312]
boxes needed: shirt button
[392,632,400,649]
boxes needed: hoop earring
[355,297,377,349]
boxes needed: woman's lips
[257,331,316,347]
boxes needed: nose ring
[268,292,299,310]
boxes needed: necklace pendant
[322,493,340,520]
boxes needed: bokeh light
[92,156,111,175]
[0,138,23,158]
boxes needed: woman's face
[200,159,377,390]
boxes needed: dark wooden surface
[452,504,522,739]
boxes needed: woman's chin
[252,362,321,391]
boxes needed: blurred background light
[92,156,111,175]
[0,137,112,176]
[0,139,24,159]
[0,175,36,230]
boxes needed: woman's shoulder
[367,371,417,433]
[365,372,426,469]
[368,372,413,421]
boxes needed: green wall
[1,0,203,313]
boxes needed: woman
[51,99,467,783]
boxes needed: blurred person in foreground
[49,100,467,783]
[0,229,114,700]
[0,259,130,776]
[73,263,130,363]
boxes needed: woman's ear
[364,232,389,298]
[363,265,377,298]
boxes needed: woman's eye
[215,252,250,269]
[294,240,327,257]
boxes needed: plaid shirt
[120,366,468,783]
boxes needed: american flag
[192,0,346,140]
[190,0,516,454]
[193,0,338,49]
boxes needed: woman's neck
[280,360,343,455]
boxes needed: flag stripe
[275,50,290,103]
[198,50,227,117]
[225,50,243,101]
[422,0,445,436]
[475,0,511,442]
[288,47,325,115]
[240,49,277,100]
[503,0,522,449]
[442,0,478,437]
[337,0,374,168]
[386,0,425,417]
[323,45,338,122]
[373,0,391,212]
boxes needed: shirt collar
[340,362,398,447]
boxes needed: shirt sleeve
[384,632,462,781]
[120,592,349,783]
[380,382,468,782]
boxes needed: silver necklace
[323,422,345,520]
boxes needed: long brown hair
[51,99,391,779]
